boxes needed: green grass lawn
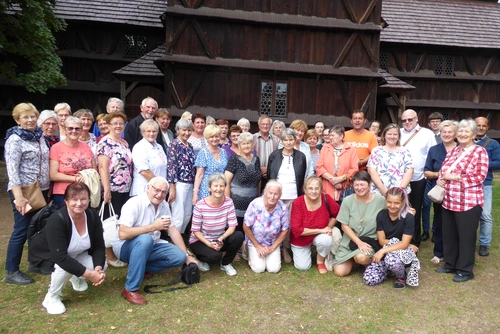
[1,183,500,333]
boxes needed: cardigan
[28,206,105,277]
[267,148,307,197]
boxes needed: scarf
[5,126,43,142]
[44,135,60,148]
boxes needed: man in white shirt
[400,109,437,246]
[113,177,197,305]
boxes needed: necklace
[355,194,372,232]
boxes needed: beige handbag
[427,185,445,204]
[21,180,46,212]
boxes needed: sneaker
[220,263,237,276]
[430,256,444,264]
[393,278,406,290]
[479,246,490,257]
[42,293,66,315]
[198,261,210,272]
[69,275,88,292]
[4,270,34,285]
[107,258,128,267]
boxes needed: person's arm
[243,223,266,257]
[341,224,372,255]
[224,171,234,197]
[368,166,387,196]
[192,167,204,205]
[166,142,178,203]
[400,168,414,189]
[97,154,112,204]
[139,170,155,181]
[118,217,170,240]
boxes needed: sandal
[317,263,328,274]
[393,278,406,290]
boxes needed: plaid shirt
[441,145,488,212]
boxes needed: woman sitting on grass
[290,176,341,274]
[362,187,420,289]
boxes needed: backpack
[27,201,57,240]
[144,263,200,294]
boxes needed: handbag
[21,181,47,213]
[428,185,445,204]
[144,263,200,294]
[99,202,119,248]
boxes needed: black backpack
[27,201,57,240]
[144,263,200,294]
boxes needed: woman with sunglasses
[50,116,96,209]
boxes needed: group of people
[4,98,498,315]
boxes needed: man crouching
[112,176,198,305]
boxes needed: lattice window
[124,35,148,58]
[435,55,454,76]
[379,52,389,70]
[260,81,288,117]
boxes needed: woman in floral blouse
[96,111,132,267]
[167,118,196,234]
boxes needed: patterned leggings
[363,253,406,286]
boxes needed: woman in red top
[290,176,340,274]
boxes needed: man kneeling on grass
[112,177,198,305]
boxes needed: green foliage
[0,0,67,94]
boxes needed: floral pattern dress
[367,146,414,195]
[96,136,132,193]
[195,147,228,199]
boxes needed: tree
[0,0,67,94]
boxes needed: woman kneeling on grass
[189,172,244,276]
[363,187,420,289]
[29,182,106,315]
[290,176,341,274]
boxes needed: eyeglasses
[401,117,415,123]
[43,122,58,127]
[66,127,81,132]
[149,184,168,196]
[110,122,125,127]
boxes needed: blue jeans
[5,191,36,272]
[479,185,492,247]
[119,234,186,291]
[422,180,432,232]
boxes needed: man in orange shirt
[343,110,378,170]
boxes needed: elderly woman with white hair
[54,102,71,139]
[38,109,59,148]
[271,120,285,137]
[189,172,244,276]
[224,132,262,231]
[237,117,251,133]
[130,119,167,196]
[435,119,488,283]
[92,97,125,137]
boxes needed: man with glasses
[400,109,436,246]
[474,117,500,256]
[125,97,158,149]
[253,115,280,189]
[112,177,198,305]
[344,110,378,170]
[428,112,444,144]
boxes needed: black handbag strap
[144,272,191,294]
[323,194,332,218]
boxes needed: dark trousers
[442,205,482,276]
[409,178,426,246]
[190,231,244,265]
[102,191,129,220]
[432,204,444,258]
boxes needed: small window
[379,52,389,70]
[124,35,148,58]
[260,80,288,117]
[434,55,454,76]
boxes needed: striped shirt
[189,196,238,244]
[253,132,279,167]
[441,145,488,212]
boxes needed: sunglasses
[66,127,82,132]
[401,117,415,123]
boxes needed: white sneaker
[69,275,88,292]
[198,261,210,272]
[220,263,237,276]
[107,258,128,267]
[42,293,66,315]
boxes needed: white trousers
[170,182,193,233]
[248,245,282,273]
[291,233,334,271]
[48,251,96,296]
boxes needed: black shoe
[431,233,435,243]
[453,273,474,283]
[421,231,430,241]
[393,278,406,290]
[435,266,455,274]
[479,246,490,257]
[28,264,53,275]
[4,270,34,285]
